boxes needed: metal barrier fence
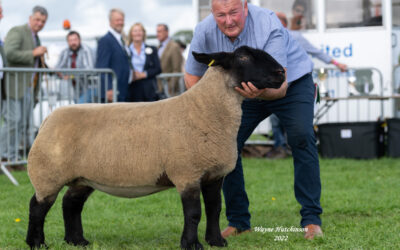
[312,67,395,124]
[393,65,400,118]
[0,68,117,185]
[247,67,393,145]
[157,72,185,98]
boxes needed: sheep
[25,45,285,250]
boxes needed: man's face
[67,34,81,52]
[29,12,47,33]
[110,11,124,34]
[212,0,248,41]
[156,25,168,42]
[292,4,305,18]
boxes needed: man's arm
[95,38,111,70]
[55,49,68,69]
[95,38,113,101]
[4,27,35,65]
[185,69,288,101]
[294,32,347,72]
[83,45,95,68]
[184,72,201,89]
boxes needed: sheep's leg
[62,185,94,246]
[26,193,57,249]
[180,186,203,250]
[201,178,227,247]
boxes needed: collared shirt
[55,44,94,69]
[109,27,124,47]
[109,27,134,81]
[185,4,313,83]
[289,30,332,64]
[158,37,170,58]
[129,42,146,73]
[28,22,40,68]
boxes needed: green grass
[1,157,400,249]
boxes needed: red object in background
[63,19,71,30]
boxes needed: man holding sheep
[185,0,323,240]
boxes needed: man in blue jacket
[96,8,132,102]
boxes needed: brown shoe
[265,146,290,159]
[221,226,251,238]
[304,224,323,240]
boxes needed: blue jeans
[222,73,322,230]
[0,94,32,160]
[78,87,98,104]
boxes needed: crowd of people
[1,0,358,242]
[0,6,184,166]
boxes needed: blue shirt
[289,30,332,64]
[185,4,313,83]
[130,42,146,72]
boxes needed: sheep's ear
[192,51,234,69]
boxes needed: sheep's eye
[238,55,250,63]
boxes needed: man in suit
[0,6,48,163]
[156,24,183,97]
[96,8,131,102]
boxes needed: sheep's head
[193,46,285,89]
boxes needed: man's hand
[235,81,288,100]
[259,81,288,100]
[331,60,348,72]
[32,46,47,57]
[336,62,348,72]
[106,90,114,102]
[234,82,265,99]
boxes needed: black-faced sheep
[26,46,285,250]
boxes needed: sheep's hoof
[27,242,48,250]
[64,237,89,246]
[181,239,203,250]
[206,236,227,247]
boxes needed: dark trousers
[222,73,322,230]
[270,113,286,148]
[126,79,158,102]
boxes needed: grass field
[1,157,399,249]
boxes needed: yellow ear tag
[208,59,215,67]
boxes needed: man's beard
[70,45,81,53]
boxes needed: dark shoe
[5,164,26,172]
[304,224,323,240]
[265,146,290,159]
[221,226,251,238]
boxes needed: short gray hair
[109,8,125,21]
[211,0,246,9]
[157,23,169,32]
[32,5,48,17]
